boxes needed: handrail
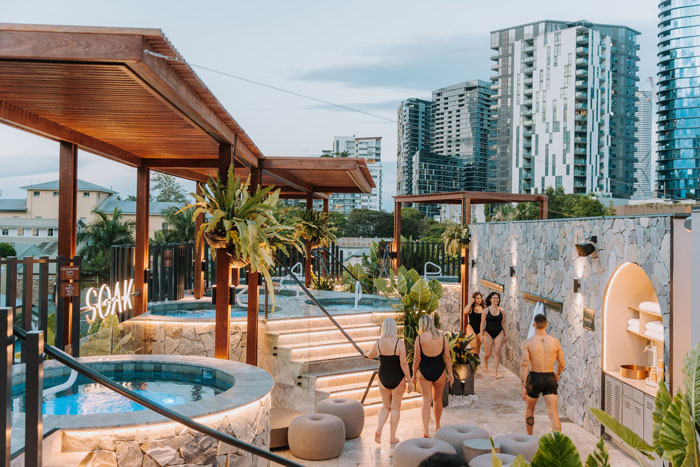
[275,253,367,358]
[312,247,373,295]
[12,325,303,467]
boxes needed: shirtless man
[519,313,565,434]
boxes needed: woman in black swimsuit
[412,315,454,438]
[480,292,507,379]
[463,291,485,356]
[367,318,412,444]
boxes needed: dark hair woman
[463,291,484,357]
[480,291,507,379]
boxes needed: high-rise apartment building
[432,80,493,192]
[634,90,654,198]
[411,151,464,217]
[657,0,700,199]
[397,98,432,196]
[490,20,640,197]
[326,136,382,214]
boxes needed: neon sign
[82,279,134,324]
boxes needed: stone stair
[265,312,421,415]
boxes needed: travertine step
[271,324,380,346]
[302,355,374,374]
[265,313,376,333]
[312,365,379,389]
[287,339,375,361]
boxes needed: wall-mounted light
[471,259,476,268]
[573,278,580,293]
[510,266,516,277]
[684,217,692,232]
[575,236,598,258]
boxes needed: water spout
[354,280,363,309]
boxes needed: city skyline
[0,1,659,211]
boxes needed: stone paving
[275,367,637,466]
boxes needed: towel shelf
[627,328,664,343]
[627,306,661,318]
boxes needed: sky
[0,0,659,210]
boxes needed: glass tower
[657,0,700,199]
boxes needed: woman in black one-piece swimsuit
[367,318,412,444]
[480,291,508,379]
[463,291,485,356]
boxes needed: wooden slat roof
[394,191,546,205]
[0,24,375,195]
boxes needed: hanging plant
[441,222,470,257]
[294,210,338,250]
[179,163,302,307]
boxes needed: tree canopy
[0,243,16,258]
[488,187,616,221]
[152,173,188,204]
[343,209,394,237]
[151,206,195,244]
[77,208,134,280]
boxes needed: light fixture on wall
[471,259,476,268]
[573,278,580,293]
[575,236,598,258]
[510,266,516,277]
[685,217,692,232]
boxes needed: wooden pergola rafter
[393,191,548,330]
[0,23,375,365]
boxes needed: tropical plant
[310,271,335,291]
[294,210,337,249]
[0,242,16,258]
[340,241,389,293]
[591,341,700,466]
[487,431,612,467]
[441,222,470,257]
[447,331,480,373]
[179,164,302,308]
[152,206,195,245]
[77,208,134,281]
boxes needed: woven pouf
[393,438,456,467]
[288,413,345,461]
[316,397,365,439]
[495,433,540,462]
[270,408,302,449]
[470,453,517,467]
[435,425,490,457]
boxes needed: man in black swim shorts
[519,314,565,434]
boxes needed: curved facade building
[657,0,700,199]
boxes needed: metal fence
[379,240,461,279]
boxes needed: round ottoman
[462,438,500,463]
[495,433,540,461]
[435,425,489,457]
[288,413,345,461]
[470,453,517,467]
[316,397,365,439]
[393,438,456,467]
[270,408,302,449]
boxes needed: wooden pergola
[0,24,374,364]
[393,191,548,328]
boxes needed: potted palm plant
[179,164,302,306]
[448,331,480,395]
[294,210,337,249]
[441,222,470,257]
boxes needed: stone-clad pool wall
[437,216,672,433]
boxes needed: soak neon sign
[82,279,134,324]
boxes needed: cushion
[316,397,365,439]
[435,425,489,457]
[393,438,456,467]
[270,408,302,449]
[470,453,517,467]
[495,433,540,462]
[288,413,345,461]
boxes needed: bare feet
[423,432,430,438]
[390,437,400,444]
[494,373,503,379]
[435,425,441,433]
[375,432,381,444]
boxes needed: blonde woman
[367,318,413,444]
[412,315,453,438]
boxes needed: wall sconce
[471,259,476,268]
[510,266,516,277]
[573,278,580,293]
[575,236,598,257]
[684,217,692,232]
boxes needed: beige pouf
[435,425,490,457]
[462,438,501,463]
[288,413,345,461]
[393,438,456,467]
[316,397,365,439]
[469,453,517,467]
[495,433,540,462]
[270,408,302,448]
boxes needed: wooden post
[539,196,549,220]
[58,141,77,349]
[215,142,233,359]
[322,197,329,273]
[393,202,402,273]
[460,197,471,327]
[193,183,205,299]
[134,167,150,316]
[304,192,313,287]
[246,166,262,365]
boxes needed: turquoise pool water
[11,369,231,421]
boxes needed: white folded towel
[639,302,661,314]
[644,329,665,341]
[646,321,663,333]
[627,325,640,333]
[628,318,639,327]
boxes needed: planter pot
[226,250,250,268]
[203,231,228,249]
[460,237,471,245]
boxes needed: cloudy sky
[0,0,658,210]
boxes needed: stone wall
[466,216,672,433]
[435,284,461,333]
